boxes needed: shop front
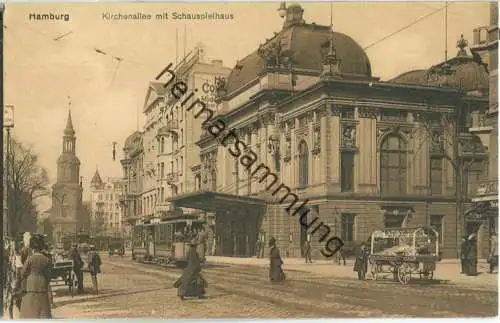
[168,191,266,257]
[465,199,498,258]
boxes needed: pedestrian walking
[303,240,312,263]
[255,239,262,258]
[88,245,102,295]
[464,233,478,276]
[336,246,347,266]
[488,233,498,274]
[459,236,467,274]
[269,237,286,282]
[353,242,369,280]
[197,226,208,263]
[15,234,52,319]
[40,242,55,308]
[70,244,85,293]
[173,239,207,300]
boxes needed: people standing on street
[460,236,467,274]
[255,239,262,258]
[353,242,370,280]
[465,234,478,276]
[40,242,56,308]
[88,245,102,295]
[336,246,347,266]
[70,244,85,293]
[15,234,52,319]
[197,226,209,263]
[303,240,312,263]
[174,239,207,300]
[488,233,498,274]
[269,237,286,282]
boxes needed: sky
[3,1,490,212]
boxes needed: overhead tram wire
[6,22,153,69]
[363,3,454,51]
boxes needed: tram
[131,215,206,268]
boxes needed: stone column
[358,107,378,193]
[250,125,259,194]
[329,106,341,189]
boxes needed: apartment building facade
[89,170,125,237]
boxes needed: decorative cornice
[359,107,379,119]
[315,105,329,119]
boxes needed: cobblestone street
[35,256,497,318]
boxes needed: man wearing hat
[70,243,84,293]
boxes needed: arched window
[298,140,309,189]
[380,134,407,195]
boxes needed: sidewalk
[205,256,498,291]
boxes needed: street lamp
[4,105,14,238]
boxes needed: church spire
[62,100,76,154]
[64,98,75,136]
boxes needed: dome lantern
[283,3,305,28]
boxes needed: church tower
[51,110,84,242]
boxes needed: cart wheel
[398,263,411,285]
[369,259,379,280]
[421,270,433,280]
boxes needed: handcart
[50,260,75,296]
[368,226,440,285]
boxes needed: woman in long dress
[15,234,52,319]
[174,240,207,300]
[269,237,285,282]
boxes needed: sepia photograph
[1,1,498,319]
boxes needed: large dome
[389,36,489,93]
[225,4,372,94]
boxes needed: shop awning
[465,201,498,222]
[167,190,266,213]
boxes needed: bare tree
[413,108,487,253]
[6,137,50,237]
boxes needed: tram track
[107,259,497,317]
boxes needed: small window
[341,213,356,242]
[430,214,444,245]
[430,157,443,195]
[340,152,355,192]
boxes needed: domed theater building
[169,3,492,259]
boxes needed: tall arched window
[380,134,407,195]
[298,140,309,189]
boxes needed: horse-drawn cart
[50,260,75,296]
[368,226,440,284]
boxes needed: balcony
[472,179,498,202]
[166,172,179,184]
[469,113,494,134]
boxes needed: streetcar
[132,215,206,268]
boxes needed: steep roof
[90,169,104,187]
